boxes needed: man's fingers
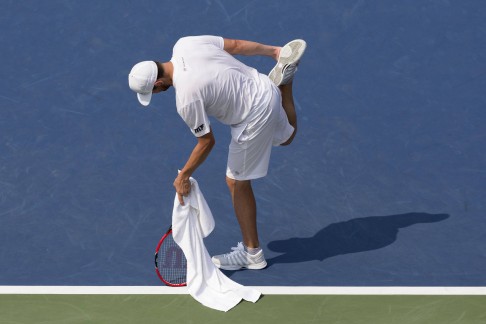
[178,193,185,206]
[183,180,191,194]
[174,176,192,205]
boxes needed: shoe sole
[214,260,267,271]
[268,39,307,86]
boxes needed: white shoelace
[223,242,245,257]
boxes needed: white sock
[245,245,262,255]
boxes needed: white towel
[171,177,261,312]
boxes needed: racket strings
[157,233,186,285]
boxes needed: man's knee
[226,176,251,193]
[280,130,297,146]
[280,138,292,146]
[226,176,235,191]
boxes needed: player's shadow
[265,212,449,267]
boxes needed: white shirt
[171,35,273,137]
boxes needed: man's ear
[154,79,164,86]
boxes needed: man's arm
[173,130,215,205]
[223,38,280,61]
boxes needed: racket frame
[154,226,187,287]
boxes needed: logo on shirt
[181,57,187,71]
[194,124,205,134]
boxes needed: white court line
[0,286,485,295]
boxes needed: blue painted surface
[1,0,485,286]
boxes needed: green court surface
[1,294,485,324]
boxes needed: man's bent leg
[226,176,260,248]
[279,81,297,146]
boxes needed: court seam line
[1,286,485,295]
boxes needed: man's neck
[162,61,174,80]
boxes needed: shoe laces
[223,242,245,257]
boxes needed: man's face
[152,78,171,93]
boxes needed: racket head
[154,226,187,287]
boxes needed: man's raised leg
[268,39,306,146]
[279,81,297,146]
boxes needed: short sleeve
[203,35,224,49]
[177,100,211,137]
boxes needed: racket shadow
[265,212,449,267]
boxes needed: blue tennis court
[1,0,485,318]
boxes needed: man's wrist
[178,170,191,180]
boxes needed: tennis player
[128,36,306,270]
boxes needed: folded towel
[171,177,261,312]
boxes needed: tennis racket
[154,226,187,287]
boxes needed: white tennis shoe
[212,242,267,270]
[268,39,307,86]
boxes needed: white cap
[128,61,157,106]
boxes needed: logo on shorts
[194,124,205,134]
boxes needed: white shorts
[226,85,294,181]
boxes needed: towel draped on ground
[171,177,261,312]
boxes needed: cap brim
[137,92,152,106]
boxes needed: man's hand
[173,173,191,205]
